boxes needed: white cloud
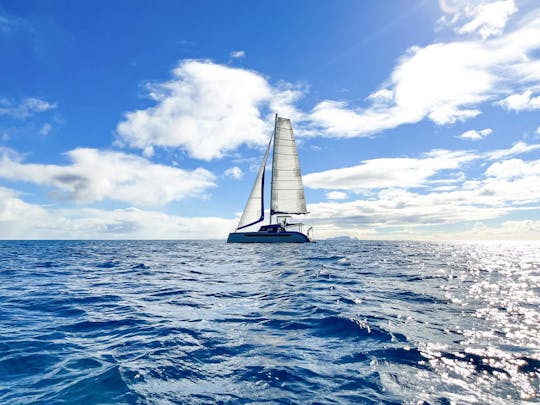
[0,148,215,206]
[301,141,540,239]
[366,88,394,105]
[0,187,50,232]
[307,175,540,239]
[485,158,540,180]
[308,39,495,136]
[39,123,52,136]
[457,219,540,240]
[0,187,235,239]
[111,13,540,150]
[496,90,540,111]
[459,0,517,39]
[458,127,492,140]
[304,142,540,193]
[230,50,246,59]
[224,166,243,180]
[452,219,540,240]
[0,97,56,119]
[427,106,481,125]
[307,188,514,232]
[485,141,540,160]
[304,149,476,191]
[116,60,304,160]
[3,145,539,239]
[326,191,347,200]
[315,219,540,240]
[307,5,540,138]
[478,219,540,239]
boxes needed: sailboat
[227,115,314,243]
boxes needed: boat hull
[227,231,312,243]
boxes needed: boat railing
[285,222,304,233]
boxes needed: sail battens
[270,117,308,215]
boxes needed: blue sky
[1,0,539,239]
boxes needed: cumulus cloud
[230,50,246,59]
[307,5,540,138]
[473,219,540,239]
[0,148,215,205]
[224,166,243,180]
[308,189,512,228]
[302,140,540,239]
[304,141,540,193]
[307,170,540,239]
[116,60,304,160]
[485,158,540,180]
[113,8,540,149]
[366,89,394,105]
[304,149,476,191]
[315,218,540,240]
[496,90,540,111]
[0,187,50,234]
[458,128,492,140]
[485,141,540,160]
[39,123,52,136]
[0,187,235,239]
[458,0,517,39]
[0,97,56,119]
[326,191,348,200]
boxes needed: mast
[269,113,278,225]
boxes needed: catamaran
[227,115,314,243]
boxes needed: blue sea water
[0,240,539,404]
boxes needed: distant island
[324,236,358,241]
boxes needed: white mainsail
[236,135,273,230]
[270,117,308,215]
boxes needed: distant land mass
[324,236,358,241]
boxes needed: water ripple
[0,240,539,403]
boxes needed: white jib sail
[271,117,308,215]
[236,135,273,230]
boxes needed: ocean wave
[0,240,538,403]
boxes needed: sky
[1,0,540,240]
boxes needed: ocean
[0,240,538,404]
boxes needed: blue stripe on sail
[271,208,309,215]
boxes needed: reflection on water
[397,242,540,403]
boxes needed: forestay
[271,117,308,215]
